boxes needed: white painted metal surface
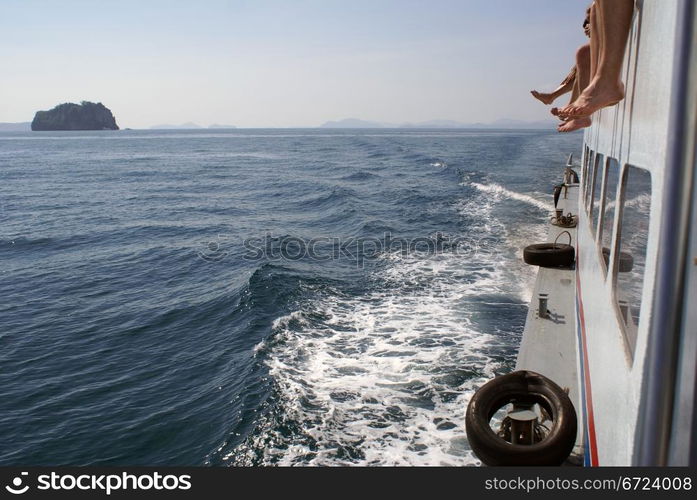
[578,0,680,465]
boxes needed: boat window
[590,154,604,235]
[582,147,590,203]
[600,158,621,275]
[615,166,652,354]
[586,151,598,214]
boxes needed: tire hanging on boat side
[523,243,575,268]
[602,247,634,272]
[465,370,577,466]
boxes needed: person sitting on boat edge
[530,5,593,133]
[557,43,592,133]
[557,0,635,119]
[530,5,592,107]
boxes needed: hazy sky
[1,0,590,128]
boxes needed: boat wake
[469,182,553,212]
[229,179,546,466]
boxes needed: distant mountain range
[0,122,31,131]
[2,119,556,132]
[149,123,237,130]
[320,118,557,129]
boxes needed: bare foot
[551,108,571,122]
[558,117,592,132]
[551,107,571,119]
[558,79,625,118]
[531,90,555,105]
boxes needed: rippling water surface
[0,129,580,465]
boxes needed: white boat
[466,0,696,466]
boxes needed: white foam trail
[230,177,551,466]
[600,192,650,214]
[624,192,651,210]
[469,182,553,212]
[454,190,548,304]
[246,259,506,466]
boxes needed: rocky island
[31,101,119,131]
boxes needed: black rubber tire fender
[465,371,577,466]
[601,247,634,273]
[523,243,575,268]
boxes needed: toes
[557,117,591,133]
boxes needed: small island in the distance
[31,101,119,131]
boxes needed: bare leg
[551,80,578,120]
[558,44,593,132]
[574,44,592,100]
[531,66,576,105]
[560,0,633,117]
[553,44,590,120]
[531,87,569,106]
[589,3,600,78]
[557,6,601,119]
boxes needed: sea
[0,128,580,466]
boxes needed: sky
[0,0,590,128]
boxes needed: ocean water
[0,129,580,466]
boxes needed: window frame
[589,153,604,236]
[585,151,597,214]
[610,163,653,361]
[598,157,621,278]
